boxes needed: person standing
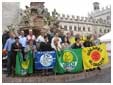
[71,37,82,49]
[24,40,36,74]
[51,32,62,51]
[3,32,15,77]
[69,31,75,45]
[83,35,94,47]
[38,35,54,76]
[92,35,101,71]
[2,31,9,48]
[83,35,96,72]
[62,36,70,49]
[36,29,45,43]
[27,29,36,45]
[39,35,54,51]
[59,29,65,44]
[92,35,101,46]
[19,30,27,60]
[47,29,54,44]
[36,29,45,50]
[66,32,71,44]
[11,37,23,76]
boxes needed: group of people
[2,28,101,77]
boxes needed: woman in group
[11,37,23,76]
[71,37,82,49]
[62,36,70,49]
[38,35,54,76]
[51,32,62,51]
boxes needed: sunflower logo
[63,52,73,62]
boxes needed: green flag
[54,51,65,74]
[15,52,23,75]
[54,48,83,73]
[26,50,33,74]
[15,50,33,76]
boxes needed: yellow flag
[82,43,109,70]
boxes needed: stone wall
[2,2,20,32]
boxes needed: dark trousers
[22,47,25,60]
[7,51,12,75]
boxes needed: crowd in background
[2,28,101,77]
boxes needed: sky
[14,0,112,17]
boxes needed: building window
[59,25,62,29]
[83,27,85,31]
[31,8,37,14]
[78,27,81,31]
[108,29,110,32]
[100,29,102,33]
[64,25,67,31]
[104,29,106,33]
[74,26,76,31]
[107,16,110,20]
[88,27,90,32]
[69,26,72,31]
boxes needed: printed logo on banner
[40,53,53,67]
[35,51,56,70]
[82,44,109,70]
[54,49,83,73]
[91,50,101,62]
[61,50,78,72]
[88,47,104,65]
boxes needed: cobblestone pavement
[2,66,111,83]
[68,67,111,83]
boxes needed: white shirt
[27,35,36,41]
[36,35,45,43]
[19,36,27,48]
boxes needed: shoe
[93,68,96,70]
[86,70,89,72]
[89,69,93,71]
[97,67,101,70]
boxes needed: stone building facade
[2,2,20,32]
[57,2,111,37]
